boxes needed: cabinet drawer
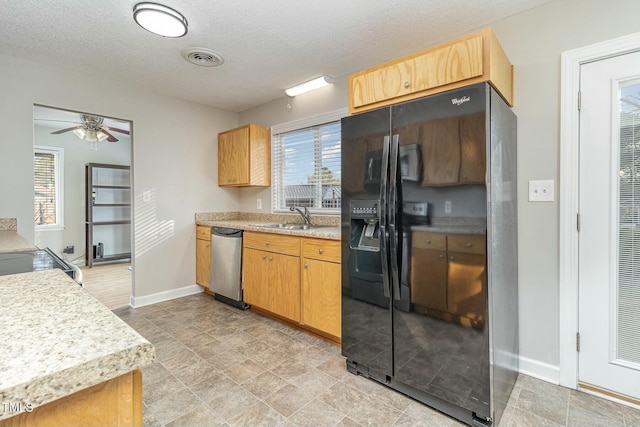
[196,225,211,241]
[448,234,486,255]
[411,231,446,251]
[301,238,340,263]
[243,231,300,256]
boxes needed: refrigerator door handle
[389,134,401,301]
[379,135,391,298]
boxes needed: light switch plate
[256,198,262,210]
[143,190,151,202]
[529,180,554,202]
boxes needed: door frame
[559,31,640,389]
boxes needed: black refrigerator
[341,83,518,427]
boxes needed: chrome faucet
[290,206,312,224]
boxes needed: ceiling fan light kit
[285,75,335,97]
[133,2,188,38]
[50,114,130,150]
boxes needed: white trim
[560,31,640,390]
[270,108,348,134]
[129,284,203,308]
[518,355,561,385]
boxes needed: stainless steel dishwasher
[209,227,249,309]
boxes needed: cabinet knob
[269,256,273,261]
[439,253,445,259]
[265,241,270,246]
[426,239,431,244]
[466,242,472,248]
[450,255,454,261]
[262,255,266,260]
[304,263,308,268]
[404,81,410,88]
[318,248,324,254]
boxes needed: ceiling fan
[51,114,130,143]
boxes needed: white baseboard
[518,355,561,385]
[129,284,204,308]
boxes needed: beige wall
[239,0,640,380]
[0,53,239,299]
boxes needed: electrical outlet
[444,200,452,214]
[256,198,262,210]
[529,180,554,202]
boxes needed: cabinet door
[459,112,486,184]
[196,238,211,288]
[268,253,300,322]
[301,258,341,338]
[349,33,484,112]
[419,118,461,186]
[218,127,249,186]
[410,247,448,312]
[243,248,269,309]
[447,252,486,328]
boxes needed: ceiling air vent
[181,48,224,67]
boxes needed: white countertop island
[0,269,154,424]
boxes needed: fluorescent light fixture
[285,75,335,97]
[133,2,188,38]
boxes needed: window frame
[34,145,65,231]
[271,108,347,215]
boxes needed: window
[34,146,64,229]
[272,109,346,213]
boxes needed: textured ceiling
[1,0,551,113]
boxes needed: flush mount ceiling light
[285,75,335,97]
[133,2,188,38]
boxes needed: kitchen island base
[0,370,142,427]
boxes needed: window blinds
[617,102,640,366]
[272,120,341,211]
[34,151,57,225]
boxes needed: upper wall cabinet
[348,28,513,115]
[218,124,271,187]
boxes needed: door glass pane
[618,81,640,366]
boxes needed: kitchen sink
[250,223,328,230]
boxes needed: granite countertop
[0,230,38,253]
[411,224,486,235]
[0,269,155,421]
[409,217,486,235]
[196,212,341,241]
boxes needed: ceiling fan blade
[51,125,82,134]
[104,126,130,135]
[101,129,119,142]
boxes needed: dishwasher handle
[211,227,243,238]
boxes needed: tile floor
[114,294,640,427]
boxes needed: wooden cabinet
[419,112,486,186]
[218,124,270,187]
[410,232,448,311]
[196,225,211,288]
[349,27,513,115]
[0,370,142,427]
[243,232,300,322]
[301,238,341,339]
[242,232,342,341]
[243,247,270,308]
[446,234,486,327]
[410,231,486,328]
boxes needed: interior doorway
[33,105,133,309]
[560,32,640,407]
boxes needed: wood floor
[81,262,131,309]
